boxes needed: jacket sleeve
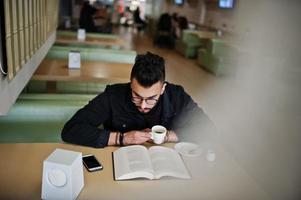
[171,86,216,143]
[61,90,112,148]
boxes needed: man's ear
[160,82,167,95]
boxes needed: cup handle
[150,132,154,140]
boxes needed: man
[62,52,213,148]
[79,1,98,32]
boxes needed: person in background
[93,4,112,33]
[171,12,180,39]
[133,6,146,30]
[172,15,188,40]
[79,1,98,32]
[62,52,214,148]
[154,13,173,48]
[178,16,188,35]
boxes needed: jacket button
[122,124,126,128]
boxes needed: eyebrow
[132,91,158,99]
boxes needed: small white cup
[151,125,167,144]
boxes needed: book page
[149,146,190,179]
[113,145,155,180]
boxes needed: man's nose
[140,99,148,109]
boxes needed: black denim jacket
[61,82,210,148]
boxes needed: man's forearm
[107,130,179,146]
[62,122,110,148]
[107,131,119,146]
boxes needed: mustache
[136,106,151,111]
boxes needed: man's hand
[123,130,152,145]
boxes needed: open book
[112,145,190,180]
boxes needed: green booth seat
[24,80,107,94]
[0,94,95,143]
[56,81,107,94]
[55,42,110,50]
[46,46,136,64]
[25,80,47,93]
[175,30,214,58]
[197,38,239,76]
[17,93,97,101]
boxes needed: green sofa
[25,80,107,94]
[175,30,215,58]
[197,38,238,76]
[47,45,136,64]
[0,94,95,143]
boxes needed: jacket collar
[161,88,175,119]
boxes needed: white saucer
[174,142,202,157]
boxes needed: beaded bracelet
[119,132,124,146]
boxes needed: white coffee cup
[151,125,167,144]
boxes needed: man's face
[130,78,165,114]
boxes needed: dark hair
[178,16,188,30]
[157,13,172,32]
[130,52,165,87]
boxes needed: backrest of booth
[46,46,136,64]
[0,94,96,143]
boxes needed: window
[174,0,184,6]
[219,0,234,9]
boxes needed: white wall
[147,0,168,19]
[204,1,301,199]
[205,1,237,33]
[164,0,205,23]
[147,0,205,23]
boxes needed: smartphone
[82,154,103,172]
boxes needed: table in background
[32,59,131,83]
[30,58,132,92]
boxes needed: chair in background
[175,30,208,58]
[197,38,239,76]
[153,13,173,48]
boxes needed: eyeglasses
[131,96,158,105]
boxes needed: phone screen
[82,155,103,171]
